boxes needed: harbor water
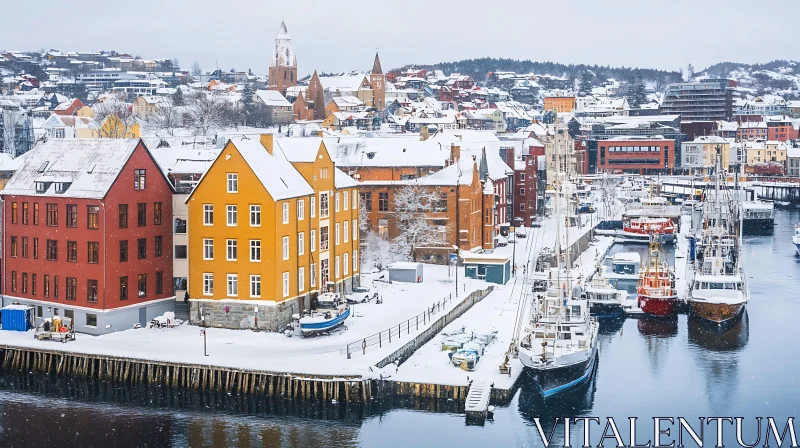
[1,209,799,448]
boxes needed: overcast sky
[4,0,797,76]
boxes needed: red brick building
[0,139,175,334]
[766,115,798,141]
[596,138,674,174]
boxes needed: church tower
[368,52,385,110]
[268,20,297,95]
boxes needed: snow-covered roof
[275,137,324,163]
[334,167,359,189]
[326,136,448,168]
[331,95,363,108]
[255,89,291,107]
[319,73,368,92]
[1,139,142,199]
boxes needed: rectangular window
[282,236,289,260]
[119,204,128,228]
[22,202,28,224]
[353,219,358,240]
[175,245,187,259]
[298,267,305,292]
[44,275,50,298]
[344,221,349,243]
[10,236,17,258]
[282,202,289,224]
[87,279,98,302]
[120,240,128,262]
[87,205,99,229]
[298,232,305,256]
[137,238,146,259]
[335,223,340,245]
[33,238,38,259]
[33,203,39,225]
[154,202,162,225]
[379,192,389,211]
[227,205,237,226]
[250,205,261,226]
[311,229,316,252]
[120,276,128,300]
[320,193,329,217]
[226,239,237,261]
[311,262,317,287]
[86,314,97,327]
[320,226,329,251]
[54,276,58,299]
[22,272,28,294]
[343,191,349,211]
[227,173,238,193]
[250,240,261,262]
[520,188,525,195]
[137,274,147,297]
[11,202,17,224]
[297,199,304,220]
[66,277,77,300]
[174,218,186,234]
[156,271,163,294]
[203,273,214,295]
[203,204,214,225]
[354,249,358,272]
[88,241,99,263]
[361,192,372,212]
[250,275,261,298]
[137,203,146,227]
[46,239,57,261]
[227,274,238,296]
[335,192,340,212]
[32,274,38,295]
[155,235,163,257]
[335,256,340,278]
[282,272,289,297]
[134,169,146,190]
[67,241,78,262]
[46,204,57,226]
[352,189,357,209]
[10,271,16,292]
[311,197,316,218]
[343,252,349,275]
[203,239,214,260]
[320,259,329,286]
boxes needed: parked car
[346,286,378,304]
[515,230,527,238]
[495,236,508,247]
[530,218,542,228]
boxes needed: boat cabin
[611,253,640,275]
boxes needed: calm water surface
[1,210,799,448]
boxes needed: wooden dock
[464,381,492,423]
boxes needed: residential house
[41,114,99,139]
[543,96,577,113]
[736,121,768,142]
[132,95,171,118]
[787,147,800,177]
[254,89,293,125]
[680,136,731,173]
[765,115,798,141]
[745,140,787,165]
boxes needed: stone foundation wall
[189,296,305,332]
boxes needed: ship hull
[742,218,774,234]
[689,300,745,325]
[794,241,800,256]
[589,301,624,318]
[526,345,598,398]
[638,296,677,316]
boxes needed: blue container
[688,236,696,263]
[1,306,32,332]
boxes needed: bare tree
[362,232,407,271]
[392,183,448,260]
[598,174,619,218]
[94,101,138,138]
[191,61,202,77]
[144,98,180,136]
[184,92,236,136]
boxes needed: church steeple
[369,52,386,110]
[371,52,383,75]
[268,20,297,94]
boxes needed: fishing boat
[611,216,677,244]
[583,266,628,317]
[603,252,640,282]
[299,293,350,335]
[793,223,800,255]
[637,239,678,317]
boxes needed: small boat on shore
[299,293,350,335]
[638,240,678,317]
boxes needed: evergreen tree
[628,75,648,108]
[172,87,185,106]
[578,71,593,96]
[242,83,256,126]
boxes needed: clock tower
[268,21,297,95]
[369,52,385,110]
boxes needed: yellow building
[99,114,141,138]
[543,96,576,113]
[186,135,360,330]
[745,140,787,165]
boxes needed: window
[250,205,261,226]
[227,205,237,226]
[46,239,57,261]
[87,279,98,302]
[434,193,448,212]
[311,262,317,287]
[33,238,38,259]
[137,274,147,297]
[311,229,316,252]
[154,202,162,225]
[174,245,187,259]
[120,240,128,262]
[320,193,329,217]
[10,271,16,292]
[22,272,28,294]
[174,218,186,234]
[137,238,147,259]
[250,275,261,298]
[249,240,261,262]
[281,202,290,224]
[44,275,50,298]
[67,241,78,262]
[298,232,305,256]
[379,192,389,211]
[227,173,238,193]
[33,203,39,225]
[134,169,146,190]
[298,267,305,292]
[321,259,329,285]
[343,252,349,275]
[66,277,77,300]
[137,203,146,227]
[152,235,162,257]
[54,276,59,299]
[87,205,99,229]
[119,276,129,300]
[354,249,358,272]
[10,237,17,258]
[227,274,238,296]
[335,192,340,212]
[203,273,214,295]
[311,197,316,218]
[282,236,289,260]
[22,202,28,224]
[46,204,58,226]
[335,223,340,245]
[353,219,358,240]
[319,167,329,179]
[335,256,340,278]
[344,221,349,243]
[343,191,349,211]
[361,192,372,212]
[520,188,525,195]
[203,204,214,225]
[31,274,37,295]
[282,272,289,297]
[86,314,97,327]
[352,189,357,209]
[88,242,99,263]
[203,239,214,260]
[519,173,525,181]
[119,204,128,228]
[67,205,79,228]
[297,199,304,220]
[156,271,164,294]
[226,239,238,261]
[11,202,17,224]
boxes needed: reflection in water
[637,315,679,375]
[597,316,625,336]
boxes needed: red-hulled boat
[637,240,678,316]
[623,217,675,236]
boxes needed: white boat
[603,252,641,281]
[793,223,800,255]
[582,267,628,317]
[299,293,350,335]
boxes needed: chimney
[450,144,461,165]
[260,134,274,155]
[420,125,430,141]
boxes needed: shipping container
[1,305,34,332]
